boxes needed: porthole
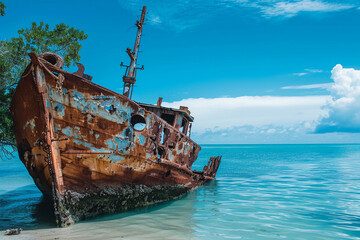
[130,114,146,131]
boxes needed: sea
[1,144,360,239]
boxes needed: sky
[1,0,360,144]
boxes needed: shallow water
[2,144,360,239]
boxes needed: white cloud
[164,95,330,133]
[293,72,308,76]
[315,64,360,133]
[305,68,323,73]
[148,15,162,25]
[258,0,354,18]
[292,68,324,76]
[293,68,323,77]
[281,83,332,90]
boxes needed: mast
[122,6,147,99]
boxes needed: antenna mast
[122,6,147,99]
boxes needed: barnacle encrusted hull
[10,53,221,227]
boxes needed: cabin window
[160,113,175,125]
[179,118,188,134]
[187,122,192,137]
[130,114,146,131]
[160,127,169,144]
[158,147,165,159]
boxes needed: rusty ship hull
[10,52,221,227]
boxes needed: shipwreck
[10,6,221,227]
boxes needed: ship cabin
[138,98,193,138]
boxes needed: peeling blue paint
[82,106,89,114]
[109,154,125,163]
[46,99,51,108]
[73,126,81,139]
[138,134,146,145]
[146,153,151,159]
[47,85,70,106]
[106,137,134,153]
[146,116,152,128]
[90,147,111,152]
[53,102,65,117]
[62,126,73,137]
[48,86,53,98]
[47,85,134,125]
[74,139,92,148]
[106,139,117,150]
[114,137,131,151]
[91,96,112,100]
[169,151,173,161]
[117,127,132,140]
[138,109,145,116]
[54,123,61,132]
[72,90,86,109]
[89,102,98,112]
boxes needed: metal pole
[123,6,146,98]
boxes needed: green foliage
[0,22,87,156]
[0,1,5,16]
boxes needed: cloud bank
[315,64,360,133]
[164,95,330,133]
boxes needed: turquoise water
[1,144,360,239]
